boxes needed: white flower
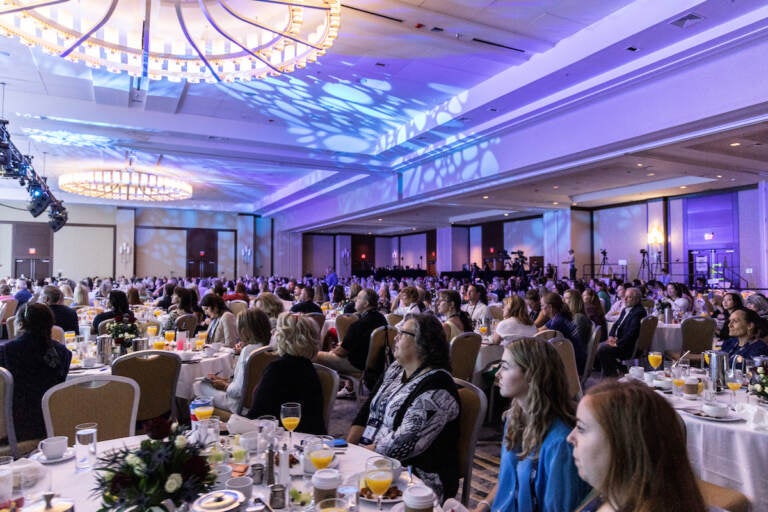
[126,453,146,476]
[164,473,183,493]
[174,435,188,449]
[758,366,765,375]
[755,384,763,393]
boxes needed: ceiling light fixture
[59,155,192,201]
[0,0,341,83]
[729,142,742,147]
[482,195,489,199]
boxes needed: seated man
[290,285,323,314]
[596,287,646,377]
[604,283,630,322]
[41,285,79,334]
[315,288,387,398]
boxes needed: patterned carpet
[328,395,502,508]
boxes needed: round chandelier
[0,0,341,83]
[59,166,193,202]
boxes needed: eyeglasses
[396,329,415,337]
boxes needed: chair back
[313,363,339,432]
[112,350,181,422]
[228,300,248,316]
[240,346,280,412]
[50,326,65,343]
[304,313,326,340]
[6,315,17,339]
[534,329,561,341]
[633,315,659,358]
[334,314,358,344]
[641,299,655,311]
[385,314,402,327]
[0,367,19,458]
[363,325,398,387]
[680,316,716,354]
[581,325,602,386]
[0,299,18,331]
[174,314,198,339]
[487,305,503,321]
[549,337,583,400]
[98,319,114,335]
[449,332,482,381]
[454,378,487,506]
[42,375,140,445]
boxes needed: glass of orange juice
[164,330,176,342]
[195,338,205,351]
[280,402,301,446]
[648,351,662,371]
[153,339,166,350]
[146,325,158,337]
[671,366,685,396]
[365,457,393,511]
[726,369,742,407]
[307,440,334,470]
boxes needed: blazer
[207,311,238,348]
[609,304,647,359]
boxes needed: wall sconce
[118,242,132,263]
[392,250,398,265]
[241,246,253,264]
[341,248,350,267]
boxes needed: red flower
[109,471,135,494]
[143,417,172,440]
[182,455,209,480]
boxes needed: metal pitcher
[96,335,113,365]
[706,350,730,393]
[132,337,148,352]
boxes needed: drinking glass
[648,351,662,371]
[671,366,685,397]
[75,422,98,472]
[307,440,334,470]
[365,456,393,512]
[146,325,158,337]
[198,417,221,447]
[164,330,176,343]
[726,369,743,408]
[317,498,348,512]
[280,402,301,446]
[0,466,11,508]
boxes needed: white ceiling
[0,0,767,233]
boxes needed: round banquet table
[606,319,683,353]
[44,433,408,511]
[66,349,235,400]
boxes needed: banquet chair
[6,315,17,339]
[666,316,716,363]
[50,326,65,344]
[334,314,358,345]
[219,346,280,419]
[534,329,561,341]
[98,319,115,336]
[454,378,487,506]
[304,313,326,339]
[631,315,659,359]
[581,325,602,386]
[0,299,17,339]
[228,300,248,316]
[112,350,181,424]
[385,314,402,327]
[42,375,140,445]
[449,332,482,382]
[362,325,398,391]
[676,412,751,512]
[313,363,339,433]
[487,304,503,321]
[174,314,198,339]
[549,337,583,401]
[0,367,39,458]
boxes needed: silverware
[407,465,414,486]
[672,350,691,368]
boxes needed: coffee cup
[403,484,435,512]
[683,377,701,397]
[204,346,216,358]
[628,366,644,380]
[702,402,728,418]
[312,468,341,505]
[226,476,253,500]
[39,436,68,460]
[83,356,97,368]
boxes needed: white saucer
[30,447,76,464]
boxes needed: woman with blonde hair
[477,338,589,512]
[563,289,593,360]
[194,309,272,413]
[253,291,285,327]
[58,283,74,300]
[73,283,91,307]
[492,295,537,345]
[246,312,326,434]
[568,380,706,512]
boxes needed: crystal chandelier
[59,158,193,201]
[0,0,341,83]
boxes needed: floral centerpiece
[749,365,768,402]
[655,298,671,314]
[108,312,140,351]
[93,418,216,510]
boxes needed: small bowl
[702,402,728,418]
[179,351,195,361]
[211,342,223,352]
[239,431,260,451]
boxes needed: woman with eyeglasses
[348,314,460,500]
[0,303,72,441]
[476,337,589,512]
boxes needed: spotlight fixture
[27,178,52,217]
[48,201,68,232]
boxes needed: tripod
[598,252,608,276]
[637,251,650,281]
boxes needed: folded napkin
[226,414,261,435]
[734,403,768,429]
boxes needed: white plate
[30,447,76,464]
[681,409,745,423]
[346,472,406,504]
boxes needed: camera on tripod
[640,249,648,255]
[600,249,607,257]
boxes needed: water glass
[198,417,221,447]
[0,467,11,507]
[75,422,98,472]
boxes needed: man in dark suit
[41,285,79,334]
[315,288,387,398]
[290,285,323,314]
[596,287,646,377]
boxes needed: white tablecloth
[44,433,402,511]
[67,350,234,400]
[472,343,504,386]
[667,390,768,509]
[607,320,683,353]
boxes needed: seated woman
[718,292,744,339]
[0,303,72,441]
[252,292,284,329]
[568,380,706,512]
[92,290,133,333]
[477,338,589,512]
[437,289,473,341]
[162,287,200,333]
[73,283,92,307]
[246,313,326,434]
[666,283,690,314]
[126,286,142,306]
[746,293,768,319]
[223,282,250,302]
[200,294,238,348]
[194,309,272,413]
[539,292,586,374]
[349,314,460,500]
[564,289,593,355]
[582,288,608,342]
[721,308,768,366]
[492,295,537,345]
